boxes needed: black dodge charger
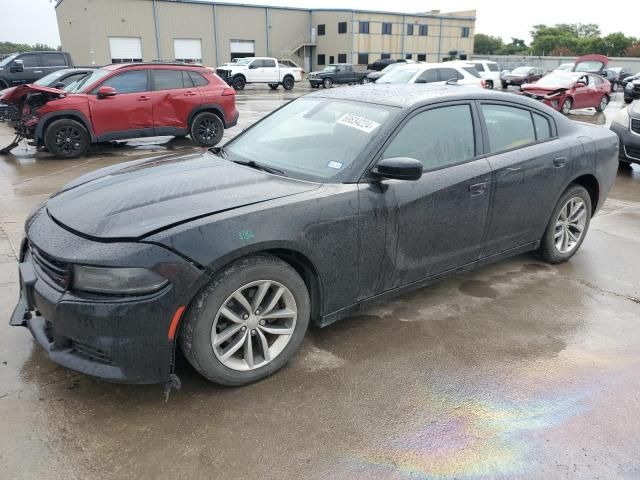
[10,85,619,387]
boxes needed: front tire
[180,255,310,386]
[538,185,591,264]
[232,75,246,91]
[282,76,295,90]
[43,118,90,159]
[561,97,573,115]
[190,111,224,147]
[501,81,507,89]
[361,77,370,85]
[322,78,333,89]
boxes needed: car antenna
[445,77,459,85]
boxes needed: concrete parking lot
[1,84,639,480]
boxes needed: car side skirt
[317,241,540,327]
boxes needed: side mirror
[97,86,117,98]
[10,59,24,73]
[374,157,423,181]
[249,63,258,69]
[575,81,587,88]
[53,82,66,89]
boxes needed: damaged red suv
[0,63,238,158]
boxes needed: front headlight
[611,108,630,128]
[626,82,634,91]
[73,265,168,295]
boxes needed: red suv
[0,63,238,158]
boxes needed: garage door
[108,37,142,63]
[174,39,202,64]
[229,39,255,61]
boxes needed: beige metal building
[55,0,475,71]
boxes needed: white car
[470,60,501,89]
[376,62,485,88]
[215,57,303,91]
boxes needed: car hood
[522,84,571,94]
[46,152,320,239]
[0,83,66,105]
[630,101,640,117]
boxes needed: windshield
[511,67,531,75]
[381,63,403,73]
[64,68,110,93]
[575,60,603,73]
[322,66,338,72]
[224,97,396,182]
[235,57,253,65]
[535,73,580,88]
[376,68,420,84]
[0,54,18,67]
[34,70,68,86]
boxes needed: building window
[338,22,347,34]
[318,24,325,36]
[406,53,413,59]
[317,54,325,65]
[406,24,414,36]
[417,54,426,61]
[338,53,347,63]
[381,53,391,60]
[419,25,428,36]
[461,27,470,38]
[359,21,369,34]
[382,23,392,35]
[357,53,369,65]
[329,55,335,63]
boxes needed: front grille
[625,145,640,160]
[70,340,114,365]
[0,103,20,122]
[216,68,230,79]
[30,243,70,289]
[631,118,640,135]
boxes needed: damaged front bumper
[10,209,207,384]
[521,90,567,111]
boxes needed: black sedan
[10,85,619,387]
[611,101,640,165]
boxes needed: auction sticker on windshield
[337,114,380,134]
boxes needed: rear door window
[188,71,209,86]
[481,104,536,153]
[532,113,551,141]
[488,63,499,72]
[263,59,276,68]
[152,69,184,90]
[41,53,67,67]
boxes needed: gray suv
[0,51,74,89]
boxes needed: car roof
[104,62,207,71]
[306,83,555,110]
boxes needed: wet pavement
[1,85,639,480]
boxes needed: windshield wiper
[232,160,287,177]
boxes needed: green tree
[0,41,60,55]
[473,34,503,55]
[497,37,529,55]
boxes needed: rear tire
[624,96,633,104]
[268,83,279,90]
[595,95,609,112]
[232,75,246,91]
[43,118,90,159]
[179,255,310,386]
[501,81,507,89]
[189,111,224,147]
[486,80,494,89]
[538,185,591,264]
[282,76,294,90]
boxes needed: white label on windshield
[327,161,343,169]
[337,114,380,134]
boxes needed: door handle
[553,156,567,167]
[34,70,43,73]
[137,96,151,101]
[183,91,198,96]
[469,182,487,197]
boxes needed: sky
[2,0,638,47]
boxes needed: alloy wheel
[562,99,572,115]
[211,280,297,371]
[554,197,587,254]
[54,126,84,155]
[196,118,217,143]
[600,96,608,111]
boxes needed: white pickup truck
[215,57,303,91]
